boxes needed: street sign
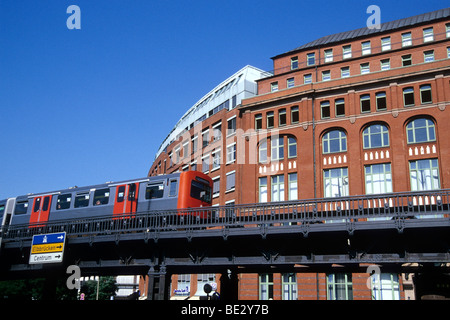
[29,232,66,264]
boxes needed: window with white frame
[363,124,389,149]
[369,273,400,300]
[259,139,267,163]
[322,70,331,81]
[271,82,278,92]
[304,73,312,84]
[212,122,221,142]
[402,32,412,47]
[343,45,352,59]
[307,52,315,66]
[327,273,353,300]
[324,168,349,198]
[360,62,370,74]
[271,137,284,161]
[409,159,440,191]
[227,116,236,136]
[271,174,285,201]
[322,130,347,154]
[226,143,236,164]
[423,27,434,42]
[424,50,434,63]
[288,137,297,158]
[287,77,295,88]
[288,173,298,200]
[291,56,298,70]
[324,49,333,62]
[381,36,391,51]
[212,149,221,170]
[259,274,273,300]
[282,273,298,300]
[212,176,220,198]
[202,154,209,173]
[365,163,393,194]
[361,41,371,55]
[259,177,268,203]
[341,66,350,78]
[226,171,236,192]
[406,118,436,144]
[380,58,390,71]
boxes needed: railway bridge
[1,189,450,300]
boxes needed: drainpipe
[312,92,317,199]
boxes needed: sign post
[29,232,66,264]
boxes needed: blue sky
[0,0,446,198]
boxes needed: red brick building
[146,8,450,300]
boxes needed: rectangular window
[212,122,221,142]
[290,57,298,70]
[93,188,110,206]
[145,183,164,199]
[282,274,298,300]
[75,192,90,208]
[279,109,286,126]
[227,116,236,136]
[321,101,330,119]
[360,62,370,74]
[447,23,450,38]
[341,66,350,78]
[202,155,210,173]
[307,52,315,66]
[259,274,274,300]
[370,273,400,300]
[381,36,391,51]
[271,82,278,92]
[420,84,432,104]
[255,114,263,130]
[57,193,72,210]
[259,139,267,163]
[402,32,412,47]
[424,50,434,63]
[360,94,371,113]
[169,180,178,197]
[226,171,236,192]
[267,111,274,129]
[403,87,415,107]
[402,54,412,67]
[226,143,236,164]
[304,74,312,84]
[327,274,353,300]
[288,173,298,200]
[324,168,349,198]
[361,41,371,55]
[291,106,299,123]
[335,98,345,117]
[322,70,331,82]
[288,137,296,158]
[365,163,392,194]
[380,59,390,71]
[324,49,333,62]
[212,149,221,170]
[287,77,295,88]
[212,177,220,197]
[191,136,198,154]
[376,92,387,111]
[271,175,285,202]
[15,200,29,215]
[423,27,434,42]
[343,45,352,59]
[176,274,191,296]
[202,129,209,148]
[259,177,268,203]
[271,137,284,161]
[409,159,440,191]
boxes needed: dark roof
[273,7,450,59]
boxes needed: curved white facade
[155,65,267,158]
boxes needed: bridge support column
[146,266,170,300]
[220,269,239,300]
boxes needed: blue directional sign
[29,232,66,265]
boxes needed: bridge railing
[1,189,449,242]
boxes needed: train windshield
[190,180,212,204]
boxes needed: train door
[113,183,139,218]
[29,195,52,226]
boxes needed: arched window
[363,124,389,149]
[323,130,347,154]
[406,118,436,144]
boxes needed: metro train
[0,171,213,228]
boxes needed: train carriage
[2,171,212,228]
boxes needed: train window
[57,194,72,210]
[94,188,110,206]
[74,192,90,208]
[15,201,29,215]
[128,183,137,201]
[146,183,164,199]
[190,180,212,204]
[0,205,4,217]
[33,198,41,212]
[42,197,50,211]
[117,186,126,203]
[169,180,178,197]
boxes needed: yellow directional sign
[31,243,64,254]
